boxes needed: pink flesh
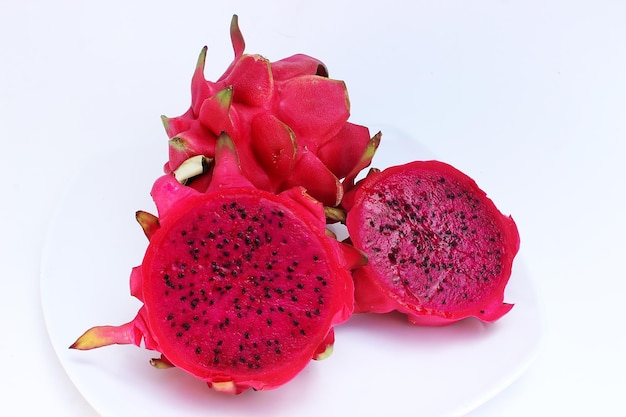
[142,189,351,388]
[347,160,519,324]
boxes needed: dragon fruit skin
[70,133,361,394]
[161,15,377,207]
[343,160,520,326]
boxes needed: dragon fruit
[70,133,362,393]
[162,15,377,207]
[342,160,520,326]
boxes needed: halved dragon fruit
[343,160,520,326]
[70,133,362,393]
[162,15,377,207]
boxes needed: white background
[1,1,625,416]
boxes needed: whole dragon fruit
[342,160,520,326]
[162,15,377,207]
[70,133,362,393]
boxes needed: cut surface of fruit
[345,160,519,325]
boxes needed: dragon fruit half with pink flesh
[70,133,363,393]
[342,160,520,326]
[162,15,378,207]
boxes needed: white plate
[41,127,541,417]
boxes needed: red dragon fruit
[342,160,520,326]
[161,15,377,207]
[70,133,363,393]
